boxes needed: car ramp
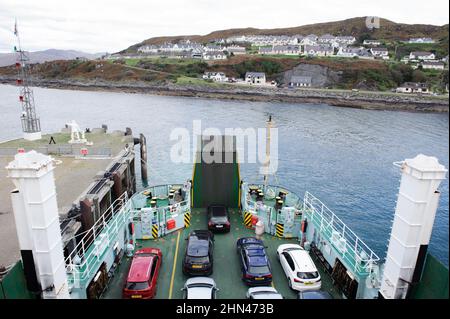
[191,135,240,209]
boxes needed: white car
[246,287,283,299]
[182,277,218,299]
[277,244,321,291]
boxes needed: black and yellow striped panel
[184,211,191,228]
[275,223,284,238]
[152,224,159,239]
[243,211,253,228]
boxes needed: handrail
[303,191,380,274]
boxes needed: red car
[123,248,162,299]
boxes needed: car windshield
[186,256,210,264]
[249,265,270,274]
[125,281,149,290]
[210,207,228,222]
[297,271,319,279]
[187,283,213,289]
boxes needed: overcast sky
[0,0,448,54]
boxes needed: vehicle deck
[103,208,342,299]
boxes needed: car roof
[127,255,154,282]
[290,249,318,272]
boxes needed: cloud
[0,0,448,53]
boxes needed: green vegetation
[232,60,283,78]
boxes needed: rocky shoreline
[1,77,449,112]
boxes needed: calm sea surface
[1,84,448,266]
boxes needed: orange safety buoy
[301,219,308,233]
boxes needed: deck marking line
[168,230,181,299]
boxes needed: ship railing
[302,191,380,276]
[64,191,133,288]
[129,184,188,210]
[242,183,303,210]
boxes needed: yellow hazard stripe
[244,212,252,226]
[152,225,159,238]
[184,212,191,227]
[275,223,284,237]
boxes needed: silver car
[182,277,219,299]
[246,286,283,299]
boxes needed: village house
[421,61,445,70]
[259,45,300,55]
[204,44,225,52]
[408,38,435,44]
[245,72,266,85]
[138,44,159,54]
[303,45,334,57]
[409,51,436,61]
[318,34,336,44]
[289,76,312,87]
[337,47,366,58]
[203,51,227,60]
[202,72,228,82]
[370,47,389,60]
[225,46,246,55]
[396,82,430,94]
[301,34,318,46]
[335,36,357,45]
[363,39,381,46]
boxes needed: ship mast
[14,19,42,141]
[263,115,273,188]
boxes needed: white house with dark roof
[245,72,266,85]
[370,47,389,59]
[203,72,228,82]
[409,51,436,61]
[408,38,435,44]
[203,51,227,60]
[421,61,445,70]
[363,39,381,46]
[335,36,356,45]
[303,45,334,57]
[337,47,366,58]
[396,82,430,94]
[259,45,300,55]
[289,76,312,87]
[225,46,246,55]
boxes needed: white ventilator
[7,151,70,299]
[380,154,447,299]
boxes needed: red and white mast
[14,19,42,141]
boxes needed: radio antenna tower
[14,19,42,141]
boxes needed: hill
[0,49,107,67]
[121,17,449,53]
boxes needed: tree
[412,70,427,83]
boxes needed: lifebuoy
[301,219,308,233]
[128,222,134,235]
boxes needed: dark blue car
[236,237,272,286]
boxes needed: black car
[236,237,272,286]
[183,230,214,276]
[207,205,230,232]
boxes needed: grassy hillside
[0,56,447,92]
[122,17,449,53]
